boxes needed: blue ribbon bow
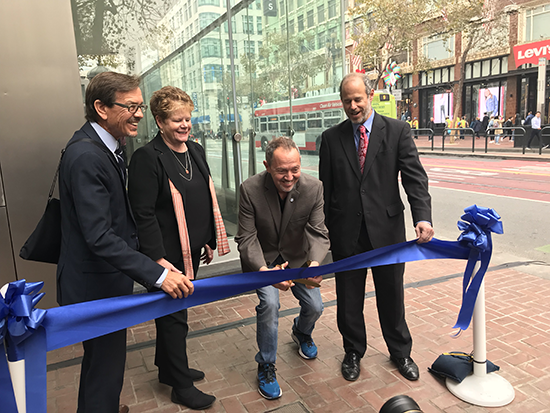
[1,280,47,412]
[453,205,503,331]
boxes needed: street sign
[392,89,403,101]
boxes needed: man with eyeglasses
[57,72,193,413]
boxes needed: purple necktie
[358,125,368,173]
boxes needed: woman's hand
[201,244,214,265]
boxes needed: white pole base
[446,372,515,407]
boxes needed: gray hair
[265,136,299,166]
[339,72,373,98]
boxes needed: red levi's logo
[513,40,550,68]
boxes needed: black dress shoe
[189,368,205,381]
[341,352,361,381]
[390,356,419,381]
[171,386,216,410]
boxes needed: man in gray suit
[235,137,329,400]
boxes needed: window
[244,40,255,55]
[525,5,550,41]
[279,0,285,16]
[297,0,303,7]
[243,15,254,34]
[257,16,263,35]
[317,31,326,49]
[328,0,337,18]
[203,64,223,83]
[298,15,304,31]
[225,39,237,58]
[473,61,481,78]
[223,17,236,33]
[201,38,221,58]
[226,65,239,77]
[289,19,295,35]
[422,35,454,61]
[199,12,220,29]
[318,5,325,23]
[307,9,314,28]
[198,0,220,5]
[256,0,261,9]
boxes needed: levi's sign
[513,40,550,68]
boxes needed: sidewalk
[413,134,550,161]
[46,256,550,412]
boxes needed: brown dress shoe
[119,405,129,413]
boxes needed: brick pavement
[45,256,550,413]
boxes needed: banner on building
[513,40,550,68]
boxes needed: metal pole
[340,0,347,76]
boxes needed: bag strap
[48,138,110,200]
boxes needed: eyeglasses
[113,102,148,114]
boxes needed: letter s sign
[263,0,278,16]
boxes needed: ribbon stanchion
[0,205,506,412]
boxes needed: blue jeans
[255,283,323,364]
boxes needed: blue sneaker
[291,331,318,359]
[257,363,282,400]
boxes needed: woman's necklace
[168,146,193,182]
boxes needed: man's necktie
[358,125,368,173]
[115,146,127,185]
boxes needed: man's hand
[415,221,434,244]
[160,271,194,299]
[305,261,323,289]
[259,262,294,291]
[201,244,214,265]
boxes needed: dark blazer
[319,113,431,257]
[235,171,329,272]
[127,133,216,267]
[56,122,163,306]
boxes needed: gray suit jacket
[235,171,329,272]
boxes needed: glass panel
[464,63,472,79]
[491,58,500,75]
[71,0,344,228]
[473,61,481,78]
[434,68,441,83]
[482,60,490,77]
[501,56,508,74]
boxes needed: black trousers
[333,224,412,359]
[155,249,201,389]
[78,329,127,413]
[526,128,542,147]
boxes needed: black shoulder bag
[19,138,101,264]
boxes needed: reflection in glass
[71,0,344,230]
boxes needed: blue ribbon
[0,280,47,413]
[453,205,503,331]
[1,217,498,412]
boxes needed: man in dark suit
[319,72,434,382]
[57,72,193,413]
[235,137,329,400]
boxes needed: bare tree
[349,0,433,87]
